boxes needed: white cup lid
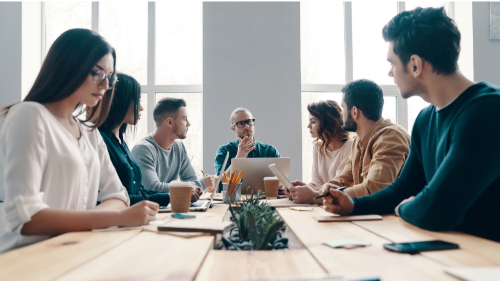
[264,177,279,181]
[169,181,193,187]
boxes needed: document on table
[445,267,500,281]
[92,214,163,231]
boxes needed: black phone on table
[383,240,459,254]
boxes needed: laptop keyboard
[190,201,205,207]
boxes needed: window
[156,2,202,85]
[300,1,344,84]
[45,1,91,52]
[99,2,148,85]
[352,1,398,84]
[300,1,400,182]
[42,2,204,171]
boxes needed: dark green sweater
[100,130,170,206]
[352,82,500,242]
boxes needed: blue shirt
[214,138,280,191]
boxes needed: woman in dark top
[99,73,170,206]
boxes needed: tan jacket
[329,118,410,197]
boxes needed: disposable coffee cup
[169,181,192,213]
[264,176,280,198]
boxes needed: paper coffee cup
[169,181,192,213]
[264,176,280,198]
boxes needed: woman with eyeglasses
[99,73,170,206]
[285,100,353,203]
[0,29,158,253]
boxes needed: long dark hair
[1,28,116,129]
[307,100,350,158]
[99,73,140,138]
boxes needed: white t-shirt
[309,139,353,189]
[0,102,129,253]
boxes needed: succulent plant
[226,189,288,250]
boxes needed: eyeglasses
[90,69,117,88]
[233,119,255,128]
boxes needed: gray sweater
[131,135,205,193]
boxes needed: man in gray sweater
[132,98,215,202]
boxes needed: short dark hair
[382,7,460,75]
[341,79,384,122]
[153,97,186,126]
[99,73,141,138]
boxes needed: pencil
[314,186,348,200]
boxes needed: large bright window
[300,1,453,182]
[45,1,91,52]
[42,2,204,172]
[352,1,397,85]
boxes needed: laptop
[231,158,290,194]
[159,152,229,213]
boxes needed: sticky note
[172,213,196,219]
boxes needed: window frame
[41,1,203,135]
[301,2,455,131]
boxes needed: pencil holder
[222,183,242,203]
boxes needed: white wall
[0,2,22,202]
[203,2,302,179]
[22,2,42,99]
[473,2,500,85]
[0,2,22,109]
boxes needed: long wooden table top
[1,201,498,281]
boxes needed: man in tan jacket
[289,79,410,203]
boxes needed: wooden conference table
[1,199,499,281]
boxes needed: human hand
[118,200,159,226]
[191,186,202,202]
[202,175,215,191]
[320,183,341,194]
[395,196,414,216]
[291,180,307,186]
[236,136,255,158]
[322,184,354,215]
[290,185,319,204]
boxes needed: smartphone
[383,240,459,254]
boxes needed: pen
[314,186,348,200]
[201,170,205,176]
[139,188,147,201]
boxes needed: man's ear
[409,54,423,78]
[165,117,173,127]
[351,106,358,120]
[230,126,235,133]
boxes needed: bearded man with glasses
[214,107,280,192]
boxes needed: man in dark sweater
[321,7,500,242]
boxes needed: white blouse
[310,139,353,189]
[0,102,129,253]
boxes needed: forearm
[21,208,123,235]
[89,198,127,212]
